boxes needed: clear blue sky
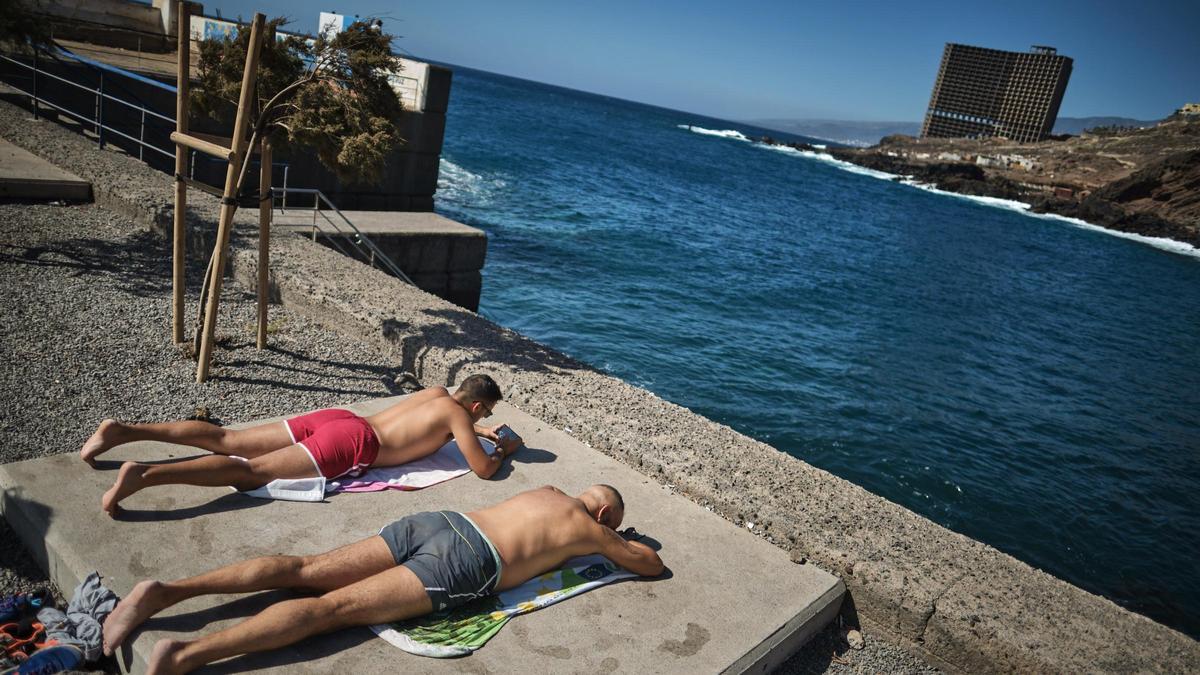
[202,0,1199,122]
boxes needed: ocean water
[433,66,1200,636]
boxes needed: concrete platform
[0,396,843,674]
[0,138,92,202]
[273,210,487,310]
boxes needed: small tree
[192,16,406,187]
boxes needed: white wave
[677,124,751,142]
[766,145,898,180]
[897,179,1200,258]
[682,123,1198,258]
[437,158,507,205]
[762,147,1200,259]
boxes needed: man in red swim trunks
[85,375,523,516]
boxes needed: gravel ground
[0,85,940,671]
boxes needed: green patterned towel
[371,555,636,657]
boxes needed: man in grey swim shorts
[378,510,502,612]
[101,485,665,674]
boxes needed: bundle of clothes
[1,572,118,674]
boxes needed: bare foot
[81,419,122,467]
[103,580,169,656]
[101,461,148,517]
[146,638,186,675]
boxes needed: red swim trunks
[284,408,380,479]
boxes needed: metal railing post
[282,165,289,209]
[139,108,146,160]
[31,48,39,119]
[96,71,105,149]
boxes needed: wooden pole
[195,13,265,383]
[257,134,272,349]
[169,131,234,160]
[171,0,190,344]
[256,23,275,350]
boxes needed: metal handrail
[1,44,462,312]
[0,50,176,160]
[271,186,416,286]
[1,44,292,185]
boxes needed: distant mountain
[750,116,1164,148]
[1051,116,1161,135]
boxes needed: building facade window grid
[921,43,1072,143]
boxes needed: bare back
[467,487,613,590]
[366,388,470,466]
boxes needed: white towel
[237,437,498,502]
[332,437,499,493]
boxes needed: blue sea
[432,65,1200,637]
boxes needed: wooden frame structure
[171,3,272,382]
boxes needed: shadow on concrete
[197,627,376,674]
[382,307,597,387]
[487,446,558,481]
[116,492,271,522]
[1,487,55,580]
[145,589,299,634]
[91,455,203,472]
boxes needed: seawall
[0,95,1196,673]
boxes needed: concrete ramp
[0,138,91,202]
[1,397,843,673]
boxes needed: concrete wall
[35,0,174,51]
[276,211,487,310]
[10,6,451,213]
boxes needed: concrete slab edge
[726,579,846,674]
[0,179,92,202]
[0,480,87,603]
[1,96,1197,673]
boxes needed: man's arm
[449,411,504,479]
[594,524,664,577]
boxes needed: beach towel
[371,555,636,657]
[332,437,499,493]
[238,437,498,502]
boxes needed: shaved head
[584,484,625,529]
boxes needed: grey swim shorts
[378,511,502,612]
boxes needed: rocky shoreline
[756,117,1200,248]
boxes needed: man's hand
[475,423,502,442]
[495,425,523,455]
[475,424,522,457]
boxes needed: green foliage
[0,0,53,48]
[193,17,405,186]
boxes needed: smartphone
[496,425,518,444]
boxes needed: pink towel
[330,437,499,493]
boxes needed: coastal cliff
[816,117,1200,247]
